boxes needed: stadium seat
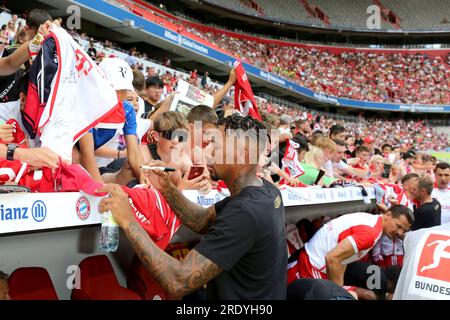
[127,255,168,300]
[8,267,59,300]
[71,255,141,300]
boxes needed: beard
[207,164,220,181]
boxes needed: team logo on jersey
[129,198,150,225]
[274,195,281,208]
[76,196,91,221]
[417,233,450,283]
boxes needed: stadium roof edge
[36,0,450,113]
[183,0,450,37]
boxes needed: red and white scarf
[233,60,262,121]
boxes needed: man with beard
[97,114,287,299]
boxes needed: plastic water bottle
[99,211,119,252]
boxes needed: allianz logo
[197,194,222,206]
[0,200,47,223]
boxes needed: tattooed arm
[125,221,222,297]
[145,161,217,234]
[96,184,221,297]
[160,183,216,234]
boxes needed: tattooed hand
[143,160,173,192]
[96,184,134,227]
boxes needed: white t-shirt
[432,188,450,225]
[323,159,334,178]
[95,129,122,168]
[0,100,21,123]
[0,100,31,144]
[334,160,349,171]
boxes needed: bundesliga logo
[417,233,450,283]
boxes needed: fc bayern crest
[76,196,91,220]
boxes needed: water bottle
[99,210,119,252]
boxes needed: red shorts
[287,249,327,284]
[287,249,356,293]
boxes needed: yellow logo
[274,195,281,209]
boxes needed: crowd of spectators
[67,28,449,152]
[1,7,450,302]
[73,0,450,106]
[185,26,450,105]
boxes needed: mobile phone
[140,165,176,172]
[314,169,326,185]
[188,166,204,180]
[382,163,392,179]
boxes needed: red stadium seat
[127,255,168,300]
[8,267,59,300]
[127,243,193,300]
[71,255,141,300]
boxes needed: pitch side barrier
[0,187,375,236]
[0,187,374,298]
[73,0,450,113]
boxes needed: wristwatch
[6,144,19,161]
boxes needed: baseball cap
[364,136,374,144]
[99,58,135,92]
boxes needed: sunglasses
[159,129,188,143]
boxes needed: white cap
[99,58,135,92]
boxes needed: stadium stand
[0,2,449,302]
[382,0,450,30]
[254,0,320,25]
[204,0,450,30]
[105,1,450,105]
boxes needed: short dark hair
[292,135,310,152]
[145,76,163,89]
[186,105,218,125]
[295,218,316,242]
[388,204,414,225]
[26,9,52,30]
[401,172,419,185]
[329,125,345,137]
[333,139,346,147]
[403,151,415,161]
[417,176,434,196]
[382,144,392,151]
[355,145,370,154]
[312,130,323,136]
[385,265,402,294]
[435,162,450,172]
[218,113,267,156]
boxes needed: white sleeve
[336,160,349,170]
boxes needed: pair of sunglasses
[159,129,188,143]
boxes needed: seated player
[287,205,413,288]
